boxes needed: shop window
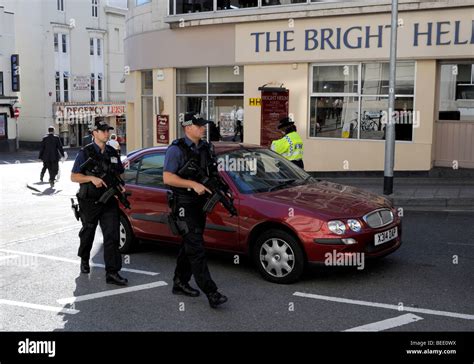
[0,114,7,140]
[439,63,474,121]
[310,62,415,141]
[177,67,206,94]
[313,65,358,94]
[176,67,244,141]
[136,153,165,188]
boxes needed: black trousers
[77,197,122,273]
[40,161,59,182]
[292,159,305,170]
[174,198,218,295]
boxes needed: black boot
[207,291,228,308]
[172,278,200,297]
[80,258,90,274]
[106,272,128,286]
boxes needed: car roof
[127,142,264,158]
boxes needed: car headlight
[347,219,362,232]
[327,220,346,235]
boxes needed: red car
[119,143,402,284]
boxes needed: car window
[222,149,310,194]
[137,153,165,188]
[123,159,140,184]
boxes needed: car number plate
[374,227,398,246]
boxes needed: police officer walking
[70,119,128,286]
[39,126,65,187]
[270,117,305,169]
[163,112,228,309]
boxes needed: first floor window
[57,0,64,11]
[90,38,94,55]
[97,39,101,56]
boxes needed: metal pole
[383,0,398,195]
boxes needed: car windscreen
[219,148,312,194]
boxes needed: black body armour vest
[170,138,213,199]
[77,143,121,201]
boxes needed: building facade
[5,0,127,148]
[0,2,19,152]
[124,0,474,171]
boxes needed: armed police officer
[163,112,229,309]
[70,119,128,286]
[271,117,304,169]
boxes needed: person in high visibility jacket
[270,117,304,169]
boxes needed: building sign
[156,114,169,144]
[260,88,289,148]
[11,54,20,92]
[249,98,262,106]
[72,76,91,91]
[54,102,126,123]
[236,8,474,63]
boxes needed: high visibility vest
[270,131,304,161]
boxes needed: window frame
[90,73,95,101]
[57,0,64,11]
[55,71,61,102]
[0,72,3,96]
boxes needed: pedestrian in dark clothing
[39,126,64,188]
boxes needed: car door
[203,170,241,252]
[124,152,179,243]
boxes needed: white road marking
[0,299,79,314]
[1,226,80,246]
[293,292,474,320]
[0,254,19,261]
[0,249,160,276]
[344,314,423,332]
[28,160,37,163]
[2,161,11,164]
[57,281,168,304]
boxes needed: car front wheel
[119,214,137,254]
[252,229,305,284]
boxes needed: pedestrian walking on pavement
[39,126,65,188]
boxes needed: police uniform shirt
[163,135,207,174]
[72,141,124,174]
